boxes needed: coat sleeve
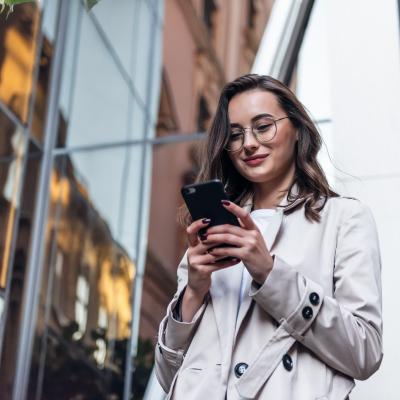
[154,250,208,393]
[249,200,383,380]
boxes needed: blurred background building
[0,0,399,399]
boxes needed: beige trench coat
[155,196,383,399]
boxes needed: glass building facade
[0,1,163,399]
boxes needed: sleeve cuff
[163,287,208,351]
[249,255,324,339]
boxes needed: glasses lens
[226,128,243,152]
[253,117,277,143]
[225,117,278,151]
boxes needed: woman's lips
[243,154,269,166]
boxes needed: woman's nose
[243,129,259,150]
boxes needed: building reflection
[25,141,136,398]
[0,125,137,399]
[0,2,39,123]
[0,4,137,398]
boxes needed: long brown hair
[179,74,338,225]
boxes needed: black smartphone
[181,179,240,261]
[181,179,240,231]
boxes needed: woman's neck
[252,165,295,210]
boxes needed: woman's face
[227,89,297,185]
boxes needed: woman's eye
[229,133,242,141]
[255,124,273,132]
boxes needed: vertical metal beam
[398,0,400,38]
[278,0,315,85]
[123,0,164,398]
[12,1,69,399]
[251,0,315,84]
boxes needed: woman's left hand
[203,200,274,285]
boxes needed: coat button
[234,362,248,378]
[309,292,320,306]
[302,306,313,320]
[282,354,293,371]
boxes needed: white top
[238,208,277,306]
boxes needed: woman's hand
[182,217,240,322]
[203,200,274,286]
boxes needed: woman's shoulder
[323,195,376,226]
[326,195,367,211]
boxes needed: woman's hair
[179,74,338,225]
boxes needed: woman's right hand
[181,218,239,322]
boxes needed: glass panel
[0,112,26,291]
[31,0,60,141]
[148,24,164,130]
[0,2,40,123]
[58,3,142,148]
[0,139,41,398]
[295,1,331,121]
[136,140,202,397]
[294,0,334,185]
[28,145,142,399]
[132,1,155,105]
[91,0,136,76]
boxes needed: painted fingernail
[221,200,230,206]
[202,218,211,224]
[200,234,208,241]
[232,258,240,263]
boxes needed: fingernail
[221,200,230,206]
[232,258,240,263]
[202,218,211,224]
[200,234,208,241]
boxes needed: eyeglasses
[224,116,290,152]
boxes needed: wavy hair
[179,74,338,225]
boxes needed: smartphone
[181,179,240,261]
[181,179,240,231]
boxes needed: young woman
[155,74,383,399]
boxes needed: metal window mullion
[278,0,315,85]
[251,0,315,84]
[0,100,26,130]
[49,113,328,157]
[124,2,164,398]
[12,1,69,399]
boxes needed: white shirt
[238,208,277,305]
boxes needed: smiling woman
[155,74,383,400]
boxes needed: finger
[193,238,227,255]
[204,257,241,272]
[186,218,211,246]
[205,224,247,237]
[190,251,225,266]
[207,246,241,260]
[202,233,243,248]
[221,200,257,230]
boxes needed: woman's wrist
[181,286,206,322]
[252,255,275,286]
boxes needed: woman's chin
[242,170,273,183]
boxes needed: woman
[155,74,383,399]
